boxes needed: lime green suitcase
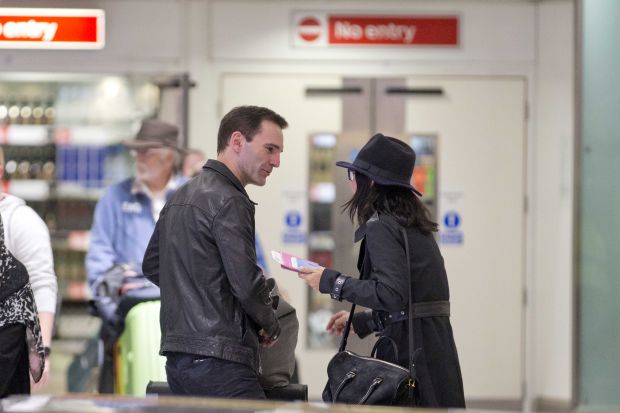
[115,300,166,395]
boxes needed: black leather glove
[266,278,280,310]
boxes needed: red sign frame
[292,12,459,47]
[0,8,105,49]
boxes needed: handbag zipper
[333,371,356,402]
[344,351,409,372]
[358,377,383,404]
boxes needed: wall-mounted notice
[281,189,307,244]
[439,190,464,246]
[292,12,459,48]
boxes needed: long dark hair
[342,172,438,233]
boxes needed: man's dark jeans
[166,352,266,399]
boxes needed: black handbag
[322,228,418,406]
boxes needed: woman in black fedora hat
[298,133,465,407]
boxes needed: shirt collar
[205,159,256,205]
[131,174,182,197]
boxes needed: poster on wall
[439,189,464,246]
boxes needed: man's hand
[297,266,325,290]
[120,282,144,294]
[258,328,279,348]
[120,268,145,294]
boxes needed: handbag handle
[338,302,356,352]
[336,224,415,381]
[370,335,399,359]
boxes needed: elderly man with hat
[85,118,187,393]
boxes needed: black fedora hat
[336,133,422,196]
[123,119,182,151]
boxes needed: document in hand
[271,250,319,272]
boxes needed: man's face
[131,146,176,185]
[238,120,284,187]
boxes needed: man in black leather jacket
[143,106,288,399]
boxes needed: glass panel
[0,74,159,303]
[307,133,338,348]
[579,0,620,407]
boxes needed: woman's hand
[30,357,50,390]
[297,266,325,290]
[33,311,54,391]
[326,310,353,336]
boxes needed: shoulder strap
[401,227,416,381]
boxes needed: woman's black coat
[319,213,466,407]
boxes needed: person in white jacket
[0,147,57,389]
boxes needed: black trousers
[166,352,266,400]
[0,324,30,398]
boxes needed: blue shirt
[86,177,185,288]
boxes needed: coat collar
[354,211,379,242]
[205,159,257,205]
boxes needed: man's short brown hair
[217,106,288,154]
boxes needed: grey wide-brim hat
[123,119,183,151]
[336,133,422,196]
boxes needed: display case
[0,75,160,302]
[307,133,337,348]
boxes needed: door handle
[305,87,363,96]
[384,87,443,96]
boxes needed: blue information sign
[285,211,302,227]
[443,211,461,228]
[440,210,463,245]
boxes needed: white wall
[531,0,575,406]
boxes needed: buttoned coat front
[320,213,465,407]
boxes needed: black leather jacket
[143,159,279,371]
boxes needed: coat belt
[378,300,450,328]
